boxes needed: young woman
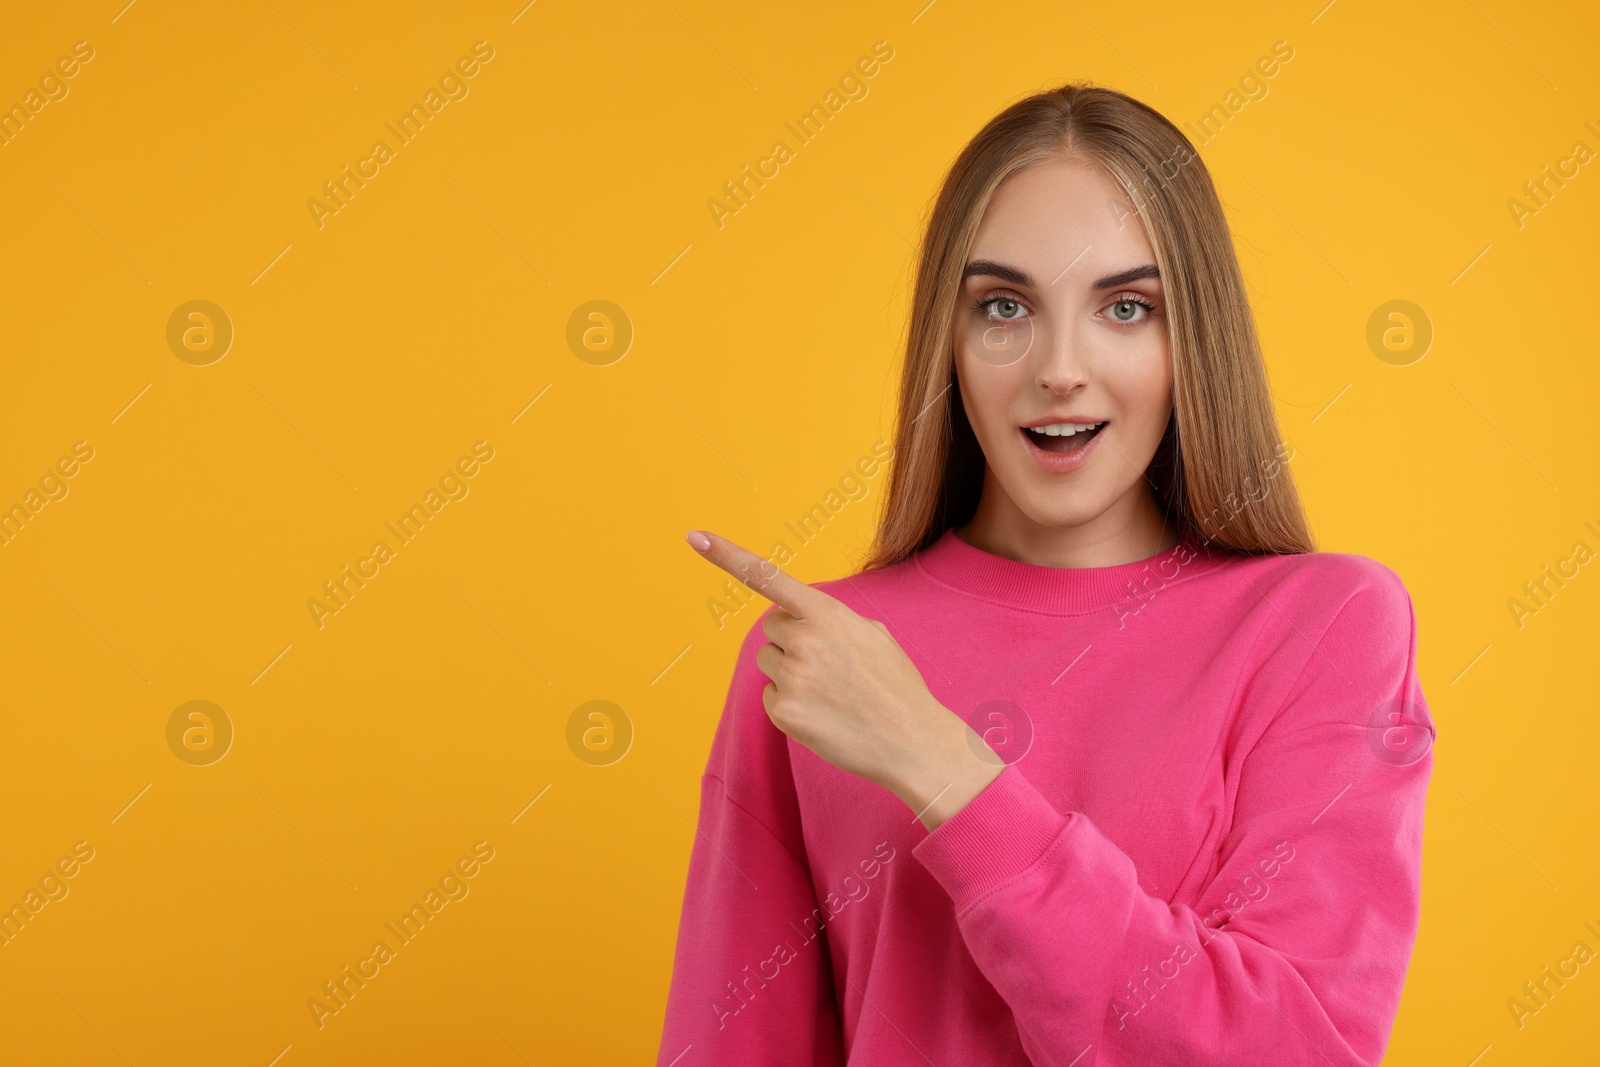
[656,83,1435,1066]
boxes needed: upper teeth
[1027,421,1103,437]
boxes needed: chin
[1016,495,1113,531]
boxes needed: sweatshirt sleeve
[910,561,1436,1067]
[655,609,846,1067]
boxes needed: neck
[956,473,1178,568]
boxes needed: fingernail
[685,530,711,552]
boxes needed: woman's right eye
[975,296,1028,322]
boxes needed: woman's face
[953,153,1173,537]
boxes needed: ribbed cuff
[911,764,1073,914]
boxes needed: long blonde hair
[866,81,1314,569]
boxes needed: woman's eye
[988,298,1024,321]
[1108,298,1150,323]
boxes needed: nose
[1034,317,1089,396]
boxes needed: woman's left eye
[1106,294,1157,324]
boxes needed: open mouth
[1021,421,1106,453]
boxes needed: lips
[1020,422,1106,453]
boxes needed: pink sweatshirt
[656,529,1435,1066]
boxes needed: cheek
[1106,344,1173,441]
[955,357,1029,453]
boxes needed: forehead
[967,154,1154,280]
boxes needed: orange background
[0,1,1596,1063]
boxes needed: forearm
[911,764,1425,1067]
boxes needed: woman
[656,82,1434,1066]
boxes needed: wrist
[892,711,1005,832]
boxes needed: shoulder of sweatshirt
[1222,550,1434,759]
[806,551,925,616]
[1212,547,1414,626]
[1228,550,1408,601]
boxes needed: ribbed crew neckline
[913,527,1227,615]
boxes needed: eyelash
[971,291,1158,325]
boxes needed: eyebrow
[962,259,1160,290]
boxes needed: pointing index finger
[687,530,832,619]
